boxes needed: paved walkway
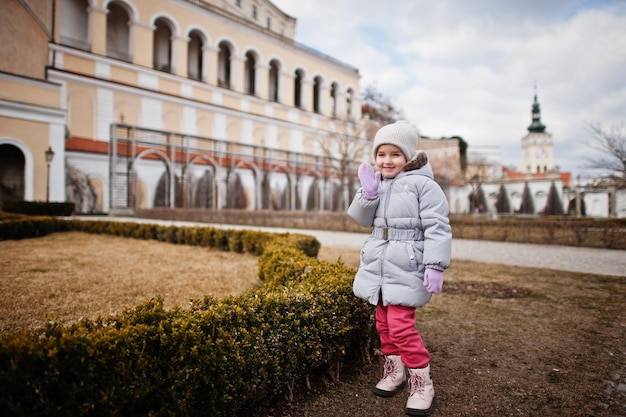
[73,217,626,277]
[225,225,626,277]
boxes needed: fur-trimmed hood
[403,151,428,172]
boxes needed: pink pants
[375,302,430,369]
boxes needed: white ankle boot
[373,355,406,397]
[405,365,436,416]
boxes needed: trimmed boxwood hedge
[450,215,626,249]
[1,201,75,216]
[0,214,375,416]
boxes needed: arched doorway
[0,144,25,205]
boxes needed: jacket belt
[372,227,423,241]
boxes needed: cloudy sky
[271,0,626,181]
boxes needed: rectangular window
[252,5,257,19]
[236,0,241,7]
[267,17,271,29]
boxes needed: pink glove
[358,162,381,198]
[424,268,443,294]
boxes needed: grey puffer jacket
[347,154,452,308]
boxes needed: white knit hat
[372,120,419,161]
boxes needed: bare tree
[464,154,492,213]
[465,174,487,213]
[317,121,370,211]
[65,162,98,213]
[226,173,247,209]
[361,83,404,139]
[584,123,626,186]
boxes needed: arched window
[188,30,203,81]
[313,76,322,114]
[218,41,232,88]
[346,87,354,120]
[60,0,90,51]
[244,51,257,95]
[106,2,131,61]
[153,18,173,72]
[294,69,304,108]
[268,59,280,102]
[0,144,25,204]
[330,82,339,118]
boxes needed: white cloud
[271,0,626,179]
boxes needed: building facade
[1,0,368,213]
[3,1,621,218]
[0,1,65,205]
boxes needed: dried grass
[0,232,261,333]
[1,232,625,416]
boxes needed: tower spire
[528,83,546,133]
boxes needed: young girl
[347,120,452,416]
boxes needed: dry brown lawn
[0,232,361,333]
[1,231,625,416]
[0,232,262,333]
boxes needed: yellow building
[0,0,364,212]
[0,1,64,204]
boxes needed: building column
[231,54,245,94]
[300,79,312,112]
[89,5,107,56]
[131,20,155,68]
[256,63,269,99]
[280,70,295,106]
[204,45,219,85]
[200,44,210,83]
[317,83,328,116]
[172,34,187,77]
[335,90,346,120]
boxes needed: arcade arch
[108,124,357,213]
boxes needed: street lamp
[45,146,55,202]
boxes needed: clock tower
[521,88,554,174]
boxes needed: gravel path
[276,228,626,277]
[71,217,626,277]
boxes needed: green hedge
[0,215,71,240]
[0,215,320,258]
[0,215,374,416]
[1,201,75,216]
[450,215,626,249]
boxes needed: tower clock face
[535,149,548,159]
